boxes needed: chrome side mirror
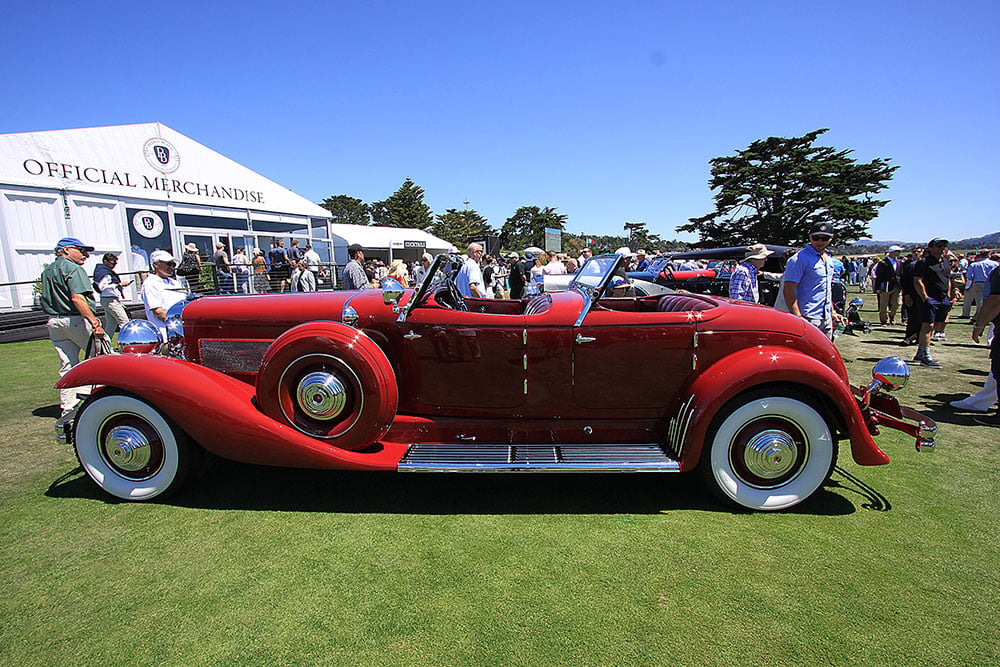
[381,277,404,310]
[870,356,909,392]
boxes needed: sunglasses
[810,235,833,241]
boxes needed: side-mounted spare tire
[255,322,398,451]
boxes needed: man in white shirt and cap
[140,250,186,341]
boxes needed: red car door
[401,308,527,410]
[572,306,697,410]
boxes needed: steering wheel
[660,264,675,281]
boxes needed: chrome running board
[398,443,680,472]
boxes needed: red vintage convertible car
[55,254,935,511]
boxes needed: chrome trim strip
[677,398,696,460]
[573,288,593,328]
[667,395,695,459]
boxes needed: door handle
[404,331,422,340]
[575,334,596,344]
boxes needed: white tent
[0,122,331,310]
[0,122,330,217]
[329,223,456,264]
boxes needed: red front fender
[56,355,406,470]
[676,346,890,469]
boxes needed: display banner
[544,228,562,253]
[126,208,171,270]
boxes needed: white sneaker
[950,397,992,413]
[932,332,947,341]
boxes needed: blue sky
[2,1,997,244]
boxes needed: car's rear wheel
[256,322,398,451]
[700,390,837,511]
[74,392,196,501]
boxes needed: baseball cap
[55,237,95,252]
[508,252,520,259]
[810,222,834,237]
[348,243,364,255]
[150,250,175,264]
[928,237,948,247]
[888,245,904,252]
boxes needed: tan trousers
[877,289,900,324]
[47,315,93,413]
[961,282,986,318]
[101,296,130,335]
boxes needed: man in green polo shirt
[40,237,105,415]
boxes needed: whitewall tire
[74,392,194,501]
[701,392,836,511]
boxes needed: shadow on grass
[916,393,988,426]
[826,466,890,511]
[46,456,865,516]
[956,368,989,378]
[32,404,60,419]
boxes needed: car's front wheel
[700,391,837,511]
[74,392,197,501]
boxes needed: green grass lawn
[2,288,998,666]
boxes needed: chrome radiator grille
[198,339,271,374]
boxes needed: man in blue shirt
[729,243,773,303]
[782,222,844,339]
[962,249,999,319]
[634,249,650,272]
[971,263,1000,426]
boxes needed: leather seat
[657,295,713,313]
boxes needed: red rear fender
[675,346,889,469]
[56,355,405,470]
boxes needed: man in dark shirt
[912,237,952,367]
[268,239,290,292]
[507,252,527,299]
[898,249,922,345]
[874,246,902,325]
[971,265,1000,427]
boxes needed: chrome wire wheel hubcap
[104,425,152,471]
[97,414,165,481]
[296,371,347,420]
[729,417,808,489]
[742,429,798,480]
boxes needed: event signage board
[126,208,172,270]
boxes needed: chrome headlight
[118,319,162,354]
[165,315,184,343]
